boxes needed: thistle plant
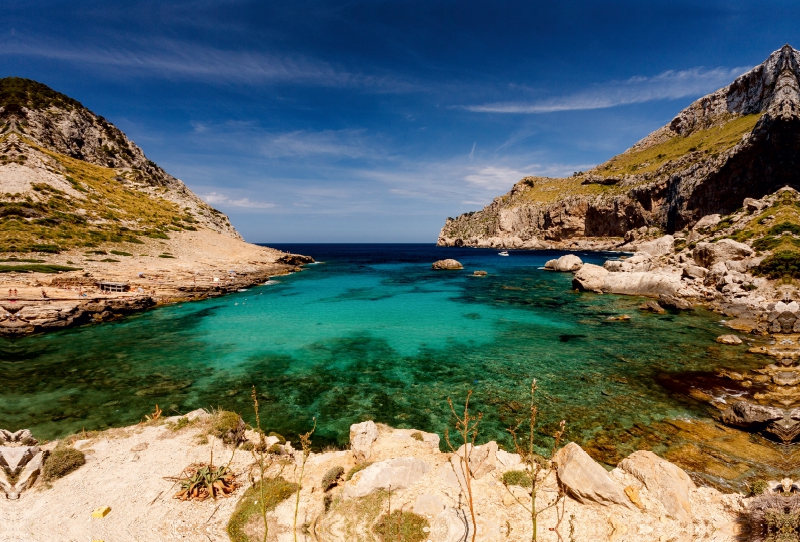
[444,390,482,542]
[505,380,565,542]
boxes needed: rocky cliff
[0,77,239,254]
[439,44,800,249]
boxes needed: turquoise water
[0,244,764,459]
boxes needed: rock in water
[716,334,743,345]
[639,300,666,313]
[544,254,583,272]
[572,264,608,292]
[658,294,694,311]
[432,259,463,270]
[553,442,634,509]
[473,270,487,276]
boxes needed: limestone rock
[572,264,608,292]
[349,420,379,462]
[636,235,674,258]
[722,401,784,425]
[604,272,681,297]
[682,265,708,279]
[716,334,743,345]
[553,442,634,509]
[639,300,665,314]
[693,214,721,231]
[618,450,695,525]
[454,441,498,479]
[344,457,429,498]
[658,294,693,311]
[432,259,463,270]
[413,493,445,517]
[473,270,487,276]
[545,254,583,272]
[15,451,44,492]
[693,240,753,268]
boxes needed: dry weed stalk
[506,380,565,542]
[445,390,482,542]
[251,386,272,542]
[144,404,162,422]
[293,418,316,542]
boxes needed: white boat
[498,251,510,256]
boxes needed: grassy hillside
[0,138,201,253]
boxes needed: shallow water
[0,244,765,460]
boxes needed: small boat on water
[498,251,510,256]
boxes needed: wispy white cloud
[464,66,750,114]
[1,37,420,91]
[262,129,375,158]
[201,192,276,209]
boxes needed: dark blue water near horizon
[0,243,763,462]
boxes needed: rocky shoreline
[0,249,314,337]
[1,413,755,541]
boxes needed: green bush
[754,251,800,279]
[42,446,86,481]
[321,466,344,491]
[227,477,299,542]
[410,431,424,441]
[749,479,770,496]
[768,221,800,236]
[212,411,246,445]
[0,264,80,273]
[502,469,533,488]
[373,510,429,542]
[110,250,132,256]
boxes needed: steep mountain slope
[438,45,800,249]
[0,77,238,254]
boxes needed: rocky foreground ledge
[0,412,759,541]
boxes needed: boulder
[693,214,721,231]
[618,450,695,525]
[344,457,430,498]
[658,294,693,311]
[744,198,766,213]
[15,451,44,492]
[682,265,708,280]
[636,235,674,258]
[454,441,498,479]
[572,264,608,292]
[545,254,583,272]
[432,259,463,270]
[350,421,379,462]
[716,334,743,345]
[473,270,487,276]
[693,240,753,268]
[553,443,634,509]
[721,401,784,429]
[639,300,665,314]
[604,272,681,297]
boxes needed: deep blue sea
[0,244,763,461]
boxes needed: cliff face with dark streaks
[438,45,800,249]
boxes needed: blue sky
[3,1,799,242]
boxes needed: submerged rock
[716,334,743,345]
[431,259,463,270]
[639,300,666,314]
